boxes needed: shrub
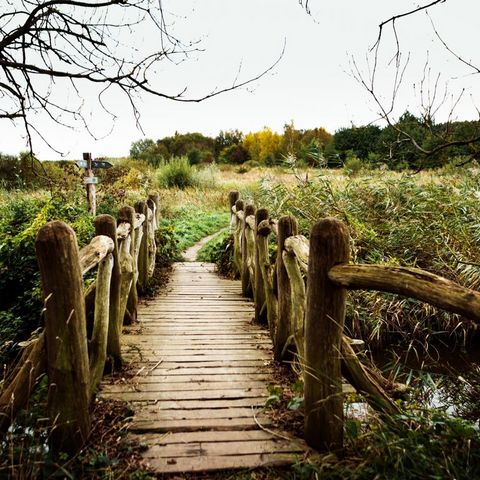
[343,155,363,176]
[197,231,236,278]
[154,156,197,189]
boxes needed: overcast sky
[2,0,479,159]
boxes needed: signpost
[83,153,96,216]
[70,154,113,215]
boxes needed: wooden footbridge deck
[101,261,306,474]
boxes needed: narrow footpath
[101,236,306,474]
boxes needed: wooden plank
[131,367,273,376]
[144,439,304,458]
[120,398,268,410]
[135,429,275,445]
[143,453,300,473]
[122,360,272,369]
[102,381,269,393]
[134,407,260,420]
[130,416,272,432]
[127,374,272,383]
[101,388,267,401]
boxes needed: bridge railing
[229,191,480,452]
[0,194,160,454]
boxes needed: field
[1,160,480,478]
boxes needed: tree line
[130,113,480,170]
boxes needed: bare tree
[300,0,480,167]
[356,0,480,167]
[0,0,282,154]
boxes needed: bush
[343,155,363,176]
[197,231,236,277]
[154,157,197,189]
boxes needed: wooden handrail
[329,264,480,324]
[116,222,131,240]
[79,235,114,275]
[284,235,309,273]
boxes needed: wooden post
[135,201,149,293]
[242,204,255,297]
[282,250,306,361]
[35,221,90,454]
[94,215,122,368]
[233,199,244,276]
[146,202,157,277]
[257,219,278,340]
[254,208,269,324]
[83,152,96,216]
[304,218,349,452]
[118,206,138,324]
[229,191,239,230]
[89,253,114,397]
[274,216,298,361]
[118,234,134,326]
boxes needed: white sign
[84,176,98,185]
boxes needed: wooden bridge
[3,189,480,476]
[101,259,306,473]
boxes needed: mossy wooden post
[135,201,149,293]
[242,204,255,297]
[282,249,306,361]
[118,206,138,324]
[89,253,114,397]
[94,215,122,368]
[233,199,244,276]
[274,216,298,361]
[35,221,90,454]
[118,234,134,326]
[304,218,349,452]
[257,218,278,340]
[254,208,269,324]
[228,191,239,230]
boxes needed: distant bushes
[154,157,218,190]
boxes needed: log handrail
[79,235,114,275]
[329,264,480,323]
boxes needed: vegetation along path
[100,238,306,474]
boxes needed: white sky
[1,0,480,159]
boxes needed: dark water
[372,344,480,420]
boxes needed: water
[373,344,480,421]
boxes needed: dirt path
[182,227,227,262]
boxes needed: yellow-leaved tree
[243,128,284,165]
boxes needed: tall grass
[250,169,480,349]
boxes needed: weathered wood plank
[144,453,301,474]
[130,416,272,432]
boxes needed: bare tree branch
[0,0,282,154]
